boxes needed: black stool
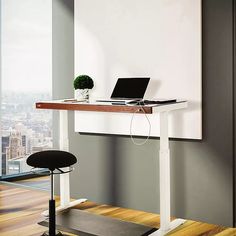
[27,150,77,236]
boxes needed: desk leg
[43,110,87,216]
[150,111,185,235]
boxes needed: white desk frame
[58,111,87,211]
[40,101,187,235]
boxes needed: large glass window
[1,0,52,176]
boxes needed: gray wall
[0,1,2,176]
[53,0,235,227]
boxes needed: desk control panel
[127,99,177,105]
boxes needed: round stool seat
[27,150,77,170]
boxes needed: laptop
[96,77,150,104]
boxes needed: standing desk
[36,100,187,236]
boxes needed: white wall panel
[74,0,202,139]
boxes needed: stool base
[42,198,87,217]
[42,230,64,236]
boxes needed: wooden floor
[1,180,236,236]
[14,176,50,191]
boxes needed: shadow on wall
[108,136,119,205]
[57,0,74,14]
[145,79,162,99]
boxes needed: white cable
[130,102,151,145]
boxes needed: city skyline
[1,91,53,176]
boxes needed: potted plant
[74,75,94,101]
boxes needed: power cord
[129,101,151,145]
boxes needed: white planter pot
[75,89,90,101]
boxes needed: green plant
[74,75,94,90]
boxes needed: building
[6,131,26,160]
[1,136,9,175]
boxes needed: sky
[1,0,52,92]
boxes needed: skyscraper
[1,136,9,175]
[6,131,26,160]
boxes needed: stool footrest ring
[55,167,74,174]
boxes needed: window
[0,0,52,176]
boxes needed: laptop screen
[111,78,150,99]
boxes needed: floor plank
[14,176,50,191]
[0,181,236,236]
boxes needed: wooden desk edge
[35,102,153,114]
